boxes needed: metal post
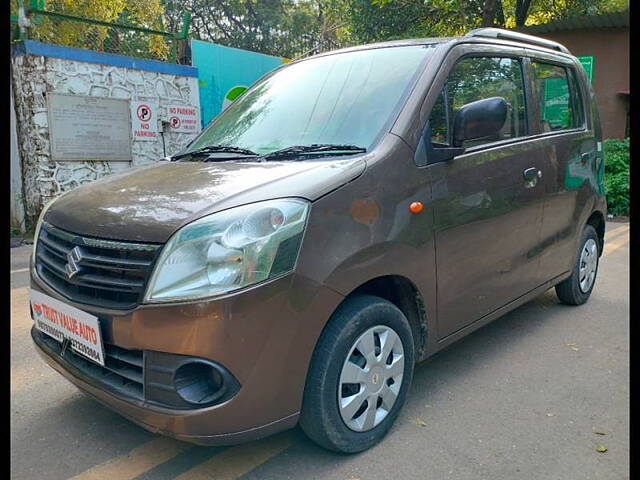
[16,0,30,40]
[173,11,192,64]
[179,11,192,39]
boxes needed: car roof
[306,29,574,61]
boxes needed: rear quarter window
[531,61,584,132]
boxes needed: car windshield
[184,45,436,157]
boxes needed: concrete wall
[10,83,26,233]
[10,41,201,229]
[536,28,629,139]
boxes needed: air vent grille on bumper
[32,328,241,410]
[35,330,145,400]
[35,222,161,310]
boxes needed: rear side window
[429,56,527,148]
[531,61,583,132]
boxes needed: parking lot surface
[11,223,629,480]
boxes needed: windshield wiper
[171,145,259,161]
[261,144,366,161]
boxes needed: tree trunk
[495,0,505,26]
[515,0,533,26]
[481,0,497,27]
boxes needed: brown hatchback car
[30,28,606,453]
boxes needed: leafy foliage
[342,0,450,43]
[339,0,628,44]
[603,138,629,216]
[516,0,629,27]
[23,0,171,60]
[15,0,628,59]
[163,0,339,58]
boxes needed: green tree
[163,0,325,57]
[510,0,628,27]
[341,0,628,42]
[25,0,170,59]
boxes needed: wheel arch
[586,209,605,256]
[342,275,429,362]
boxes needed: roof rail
[465,28,571,54]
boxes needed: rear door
[425,45,547,339]
[524,53,598,280]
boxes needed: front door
[426,52,547,339]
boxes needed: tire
[299,294,415,453]
[555,224,600,305]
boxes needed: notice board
[47,93,132,161]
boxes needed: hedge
[604,138,630,217]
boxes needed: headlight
[31,198,58,266]
[144,199,310,302]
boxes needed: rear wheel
[555,224,600,305]
[300,295,415,453]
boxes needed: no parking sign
[130,101,158,141]
[167,105,200,133]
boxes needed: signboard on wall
[47,94,132,161]
[577,56,594,84]
[130,101,158,141]
[166,105,200,133]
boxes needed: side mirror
[452,97,507,147]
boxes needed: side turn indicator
[409,201,423,214]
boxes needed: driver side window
[429,56,527,149]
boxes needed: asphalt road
[10,223,629,480]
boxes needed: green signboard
[541,56,594,128]
[542,77,570,129]
[577,55,594,83]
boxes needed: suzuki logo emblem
[65,246,83,279]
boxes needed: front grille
[36,330,145,401]
[36,222,161,310]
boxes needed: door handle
[523,167,542,188]
[581,152,593,164]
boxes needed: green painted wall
[191,40,285,127]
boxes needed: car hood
[45,157,365,243]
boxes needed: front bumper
[29,270,344,445]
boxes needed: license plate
[30,290,105,366]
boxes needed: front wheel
[300,295,415,453]
[555,224,600,305]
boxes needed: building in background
[517,10,629,139]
